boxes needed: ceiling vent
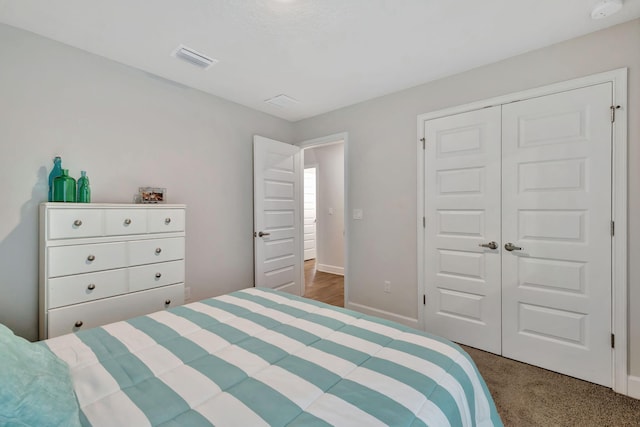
[172,45,218,69]
[264,94,300,108]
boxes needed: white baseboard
[346,301,420,330]
[316,264,344,276]
[628,376,640,399]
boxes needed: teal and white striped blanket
[45,288,502,426]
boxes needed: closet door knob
[505,242,523,252]
[73,220,83,227]
[74,321,83,328]
[165,299,171,305]
[479,241,498,250]
[87,283,96,290]
[87,255,96,262]
[155,248,162,254]
[124,218,132,225]
[165,218,172,224]
[155,273,162,278]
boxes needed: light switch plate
[353,209,363,220]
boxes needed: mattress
[44,287,502,426]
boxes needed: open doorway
[301,135,346,307]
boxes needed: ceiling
[0,1,639,122]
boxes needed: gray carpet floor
[462,345,640,426]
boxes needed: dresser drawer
[128,237,184,266]
[105,209,147,236]
[48,242,127,277]
[48,268,128,308]
[47,283,184,338]
[48,209,103,240]
[148,209,185,233]
[129,260,184,292]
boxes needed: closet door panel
[501,83,612,387]
[423,106,502,354]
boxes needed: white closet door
[303,167,317,261]
[501,83,612,386]
[424,106,502,354]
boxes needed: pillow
[0,324,81,427]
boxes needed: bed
[2,288,502,426]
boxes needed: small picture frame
[137,187,166,204]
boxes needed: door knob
[505,242,523,252]
[479,241,498,250]
[257,231,271,237]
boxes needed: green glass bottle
[52,169,76,202]
[77,171,91,203]
[47,156,63,202]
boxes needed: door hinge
[610,105,620,123]
[611,220,615,236]
[423,216,426,228]
[611,333,615,349]
[423,294,426,305]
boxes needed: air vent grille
[172,45,218,69]
[265,94,300,109]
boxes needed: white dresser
[39,203,186,339]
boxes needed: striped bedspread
[45,288,502,426]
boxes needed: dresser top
[41,203,186,209]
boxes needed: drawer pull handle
[155,248,162,254]
[165,218,172,224]
[155,273,162,278]
[87,255,96,262]
[87,283,96,290]
[73,220,83,227]
[74,321,83,328]
[124,218,132,225]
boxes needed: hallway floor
[303,259,344,307]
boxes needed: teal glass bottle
[77,171,91,203]
[47,156,63,202]
[52,169,76,202]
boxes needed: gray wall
[293,19,640,376]
[0,23,294,341]
[304,143,345,273]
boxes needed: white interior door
[253,135,303,295]
[423,106,502,354]
[501,83,612,386]
[303,167,317,261]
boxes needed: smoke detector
[172,45,218,69]
[591,0,623,19]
